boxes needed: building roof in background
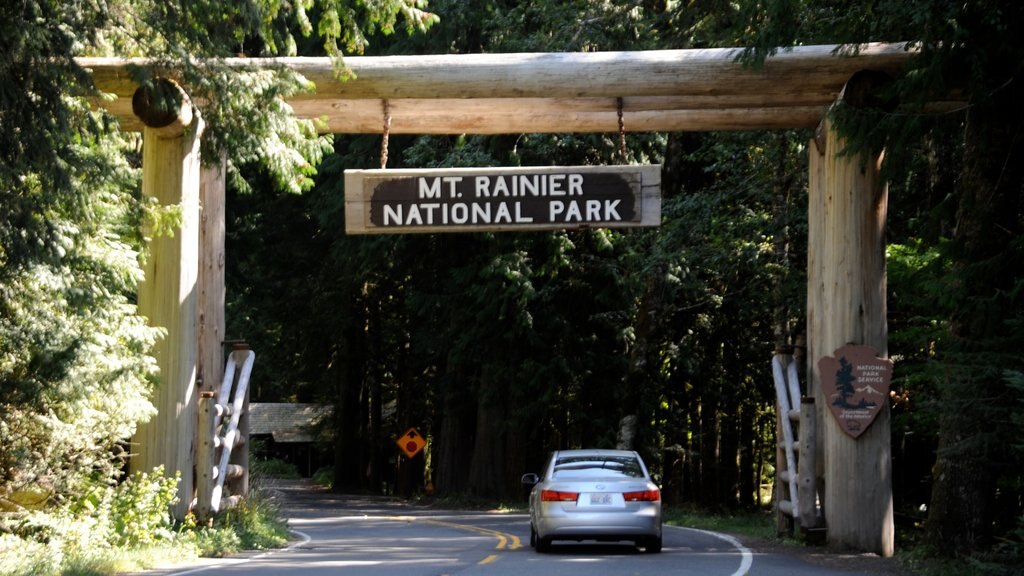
[248,403,331,443]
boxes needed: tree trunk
[433,365,476,495]
[698,391,720,506]
[926,45,1024,553]
[468,365,509,498]
[333,295,366,492]
[738,403,756,508]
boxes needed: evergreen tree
[737,0,1024,556]
[1,0,437,534]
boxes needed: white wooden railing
[196,345,255,520]
[772,352,820,532]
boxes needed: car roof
[553,449,638,458]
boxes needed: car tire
[529,525,537,548]
[642,535,662,553]
[536,535,552,553]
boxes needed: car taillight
[541,490,579,502]
[623,489,661,502]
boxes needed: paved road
[139,481,897,576]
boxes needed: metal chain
[616,97,627,163]
[381,99,392,169]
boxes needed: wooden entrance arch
[84,42,921,556]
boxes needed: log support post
[130,78,205,520]
[195,391,217,524]
[807,80,893,555]
[199,155,227,396]
[797,397,818,528]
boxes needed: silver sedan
[521,449,663,553]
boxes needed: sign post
[345,165,660,234]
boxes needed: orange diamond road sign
[396,427,426,459]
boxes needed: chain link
[381,99,392,169]
[616,97,627,163]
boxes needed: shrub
[213,490,289,551]
[108,467,179,547]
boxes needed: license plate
[589,493,612,505]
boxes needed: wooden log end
[224,464,245,480]
[779,499,796,517]
[840,69,898,111]
[132,78,193,137]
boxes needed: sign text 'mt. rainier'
[344,165,661,234]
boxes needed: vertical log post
[195,391,216,523]
[198,156,227,396]
[131,78,204,520]
[798,397,818,528]
[807,78,893,555]
[194,156,225,521]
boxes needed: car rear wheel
[641,535,662,553]
[536,534,552,553]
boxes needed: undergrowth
[0,467,292,576]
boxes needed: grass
[0,475,292,576]
[661,506,1024,576]
[662,505,777,540]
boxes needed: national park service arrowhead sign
[818,345,892,439]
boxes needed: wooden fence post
[807,106,893,555]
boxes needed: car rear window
[552,455,645,479]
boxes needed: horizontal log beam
[79,43,917,134]
[97,96,829,133]
[297,99,829,134]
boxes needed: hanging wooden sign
[818,345,893,439]
[344,165,660,234]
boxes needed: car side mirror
[521,473,540,485]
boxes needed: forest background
[1,0,1021,572]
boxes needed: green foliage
[224,0,807,509]
[0,534,60,576]
[251,458,302,480]
[0,469,294,575]
[107,468,180,548]
[9,467,176,550]
[0,467,188,576]
[2,0,436,571]
[735,0,1024,560]
[0,111,160,510]
[312,467,335,490]
[5,0,1023,568]
[212,492,290,551]
[663,506,776,540]
[85,0,438,194]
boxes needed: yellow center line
[420,518,523,551]
[365,515,522,566]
